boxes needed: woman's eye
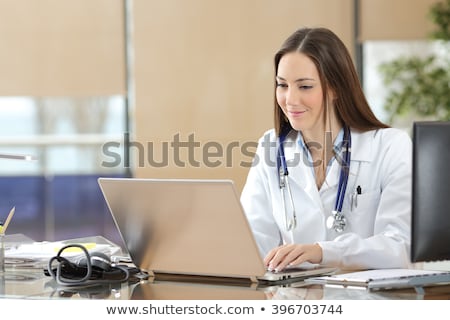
[299,85,313,90]
[276,83,287,88]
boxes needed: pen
[351,186,362,211]
[0,207,15,235]
[355,186,362,208]
[0,153,36,161]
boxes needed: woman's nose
[285,88,300,106]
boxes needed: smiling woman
[275,51,338,189]
[240,27,412,272]
[276,52,327,134]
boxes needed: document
[305,268,450,290]
[4,235,123,268]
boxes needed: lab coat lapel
[283,132,323,207]
[320,159,340,193]
[322,129,374,191]
[344,130,374,192]
[322,130,373,194]
[282,130,375,216]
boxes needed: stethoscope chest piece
[277,126,351,233]
[326,210,346,233]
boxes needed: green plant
[379,0,450,123]
[430,0,450,40]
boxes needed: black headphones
[76,251,113,272]
[46,244,130,287]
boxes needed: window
[363,40,446,130]
[0,97,127,244]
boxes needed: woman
[240,27,411,271]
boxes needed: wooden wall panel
[0,0,125,96]
[132,0,354,192]
[359,0,440,40]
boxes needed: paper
[5,241,120,260]
[2,235,124,269]
[305,268,450,289]
[327,268,444,281]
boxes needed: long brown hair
[274,27,388,136]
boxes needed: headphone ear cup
[89,252,112,272]
[76,252,112,272]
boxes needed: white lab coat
[240,127,412,269]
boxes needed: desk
[1,266,450,300]
[1,234,449,300]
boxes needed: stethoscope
[277,126,352,232]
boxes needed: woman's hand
[264,243,323,272]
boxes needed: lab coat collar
[320,129,374,193]
[283,131,313,190]
[282,128,375,162]
[319,129,374,193]
[283,131,325,206]
[281,129,375,198]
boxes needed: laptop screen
[98,178,267,279]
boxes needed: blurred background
[0,0,448,245]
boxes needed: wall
[0,0,125,96]
[1,0,439,192]
[0,0,440,241]
[359,0,440,40]
[132,0,354,192]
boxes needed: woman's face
[276,52,326,134]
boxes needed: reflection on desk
[130,280,268,300]
[2,266,450,300]
[1,234,450,300]
[0,268,132,300]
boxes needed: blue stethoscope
[277,126,352,232]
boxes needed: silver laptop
[98,178,335,284]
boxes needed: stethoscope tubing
[277,126,352,231]
[334,127,351,213]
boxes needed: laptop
[98,178,335,285]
